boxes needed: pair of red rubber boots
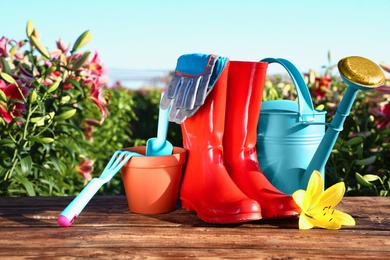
[179,60,301,223]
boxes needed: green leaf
[343,136,364,146]
[64,78,84,97]
[0,57,11,74]
[49,150,62,173]
[19,153,32,174]
[30,35,51,59]
[0,139,16,149]
[355,155,376,166]
[71,51,91,71]
[14,174,36,196]
[379,128,390,135]
[30,116,46,126]
[356,173,374,188]
[71,30,92,53]
[0,72,17,85]
[382,142,390,148]
[0,89,7,102]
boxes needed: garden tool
[58,150,142,227]
[257,57,385,195]
[224,61,300,219]
[145,91,173,156]
[301,56,385,188]
[164,54,261,224]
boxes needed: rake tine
[58,150,142,227]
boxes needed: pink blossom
[373,101,390,129]
[87,50,108,85]
[380,62,390,74]
[375,85,390,94]
[0,104,12,123]
[89,83,108,124]
[312,76,332,101]
[0,79,29,123]
[0,37,23,60]
[56,38,71,54]
[18,64,35,83]
[42,70,61,87]
[83,124,94,142]
[75,157,94,185]
[0,36,8,57]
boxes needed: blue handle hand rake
[58,150,141,227]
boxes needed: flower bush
[0,21,109,196]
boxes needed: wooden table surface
[0,195,389,259]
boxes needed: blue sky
[1,0,389,86]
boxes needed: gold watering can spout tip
[338,56,385,88]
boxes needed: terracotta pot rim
[121,146,186,168]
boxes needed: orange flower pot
[120,146,186,214]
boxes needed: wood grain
[0,196,389,259]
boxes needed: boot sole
[261,209,300,219]
[181,198,262,224]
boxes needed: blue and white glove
[160,53,228,124]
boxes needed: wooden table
[0,195,389,259]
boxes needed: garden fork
[58,150,141,227]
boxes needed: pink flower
[56,38,71,54]
[83,124,94,142]
[0,36,8,57]
[312,76,331,101]
[18,63,35,83]
[0,79,29,123]
[375,85,390,94]
[380,62,390,74]
[75,156,94,185]
[87,51,108,85]
[89,83,108,124]
[42,70,61,87]
[0,103,12,123]
[372,101,390,129]
[0,37,23,60]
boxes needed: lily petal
[311,182,345,214]
[332,209,356,226]
[298,213,315,230]
[309,213,342,230]
[292,189,307,210]
[305,170,324,210]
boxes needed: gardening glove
[160,53,228,124]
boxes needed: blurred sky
[1,0,389,87]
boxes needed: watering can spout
[301,56,385,189]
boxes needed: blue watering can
[257,56,385,195]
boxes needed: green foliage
[0,21,109,196]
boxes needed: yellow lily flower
[292,170,356,230]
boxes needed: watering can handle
[260,58,315,122]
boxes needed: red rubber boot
[223,61,301,219]
[179,61,262,224]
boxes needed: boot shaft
[224,61,268,152]
[181,61,230,151]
